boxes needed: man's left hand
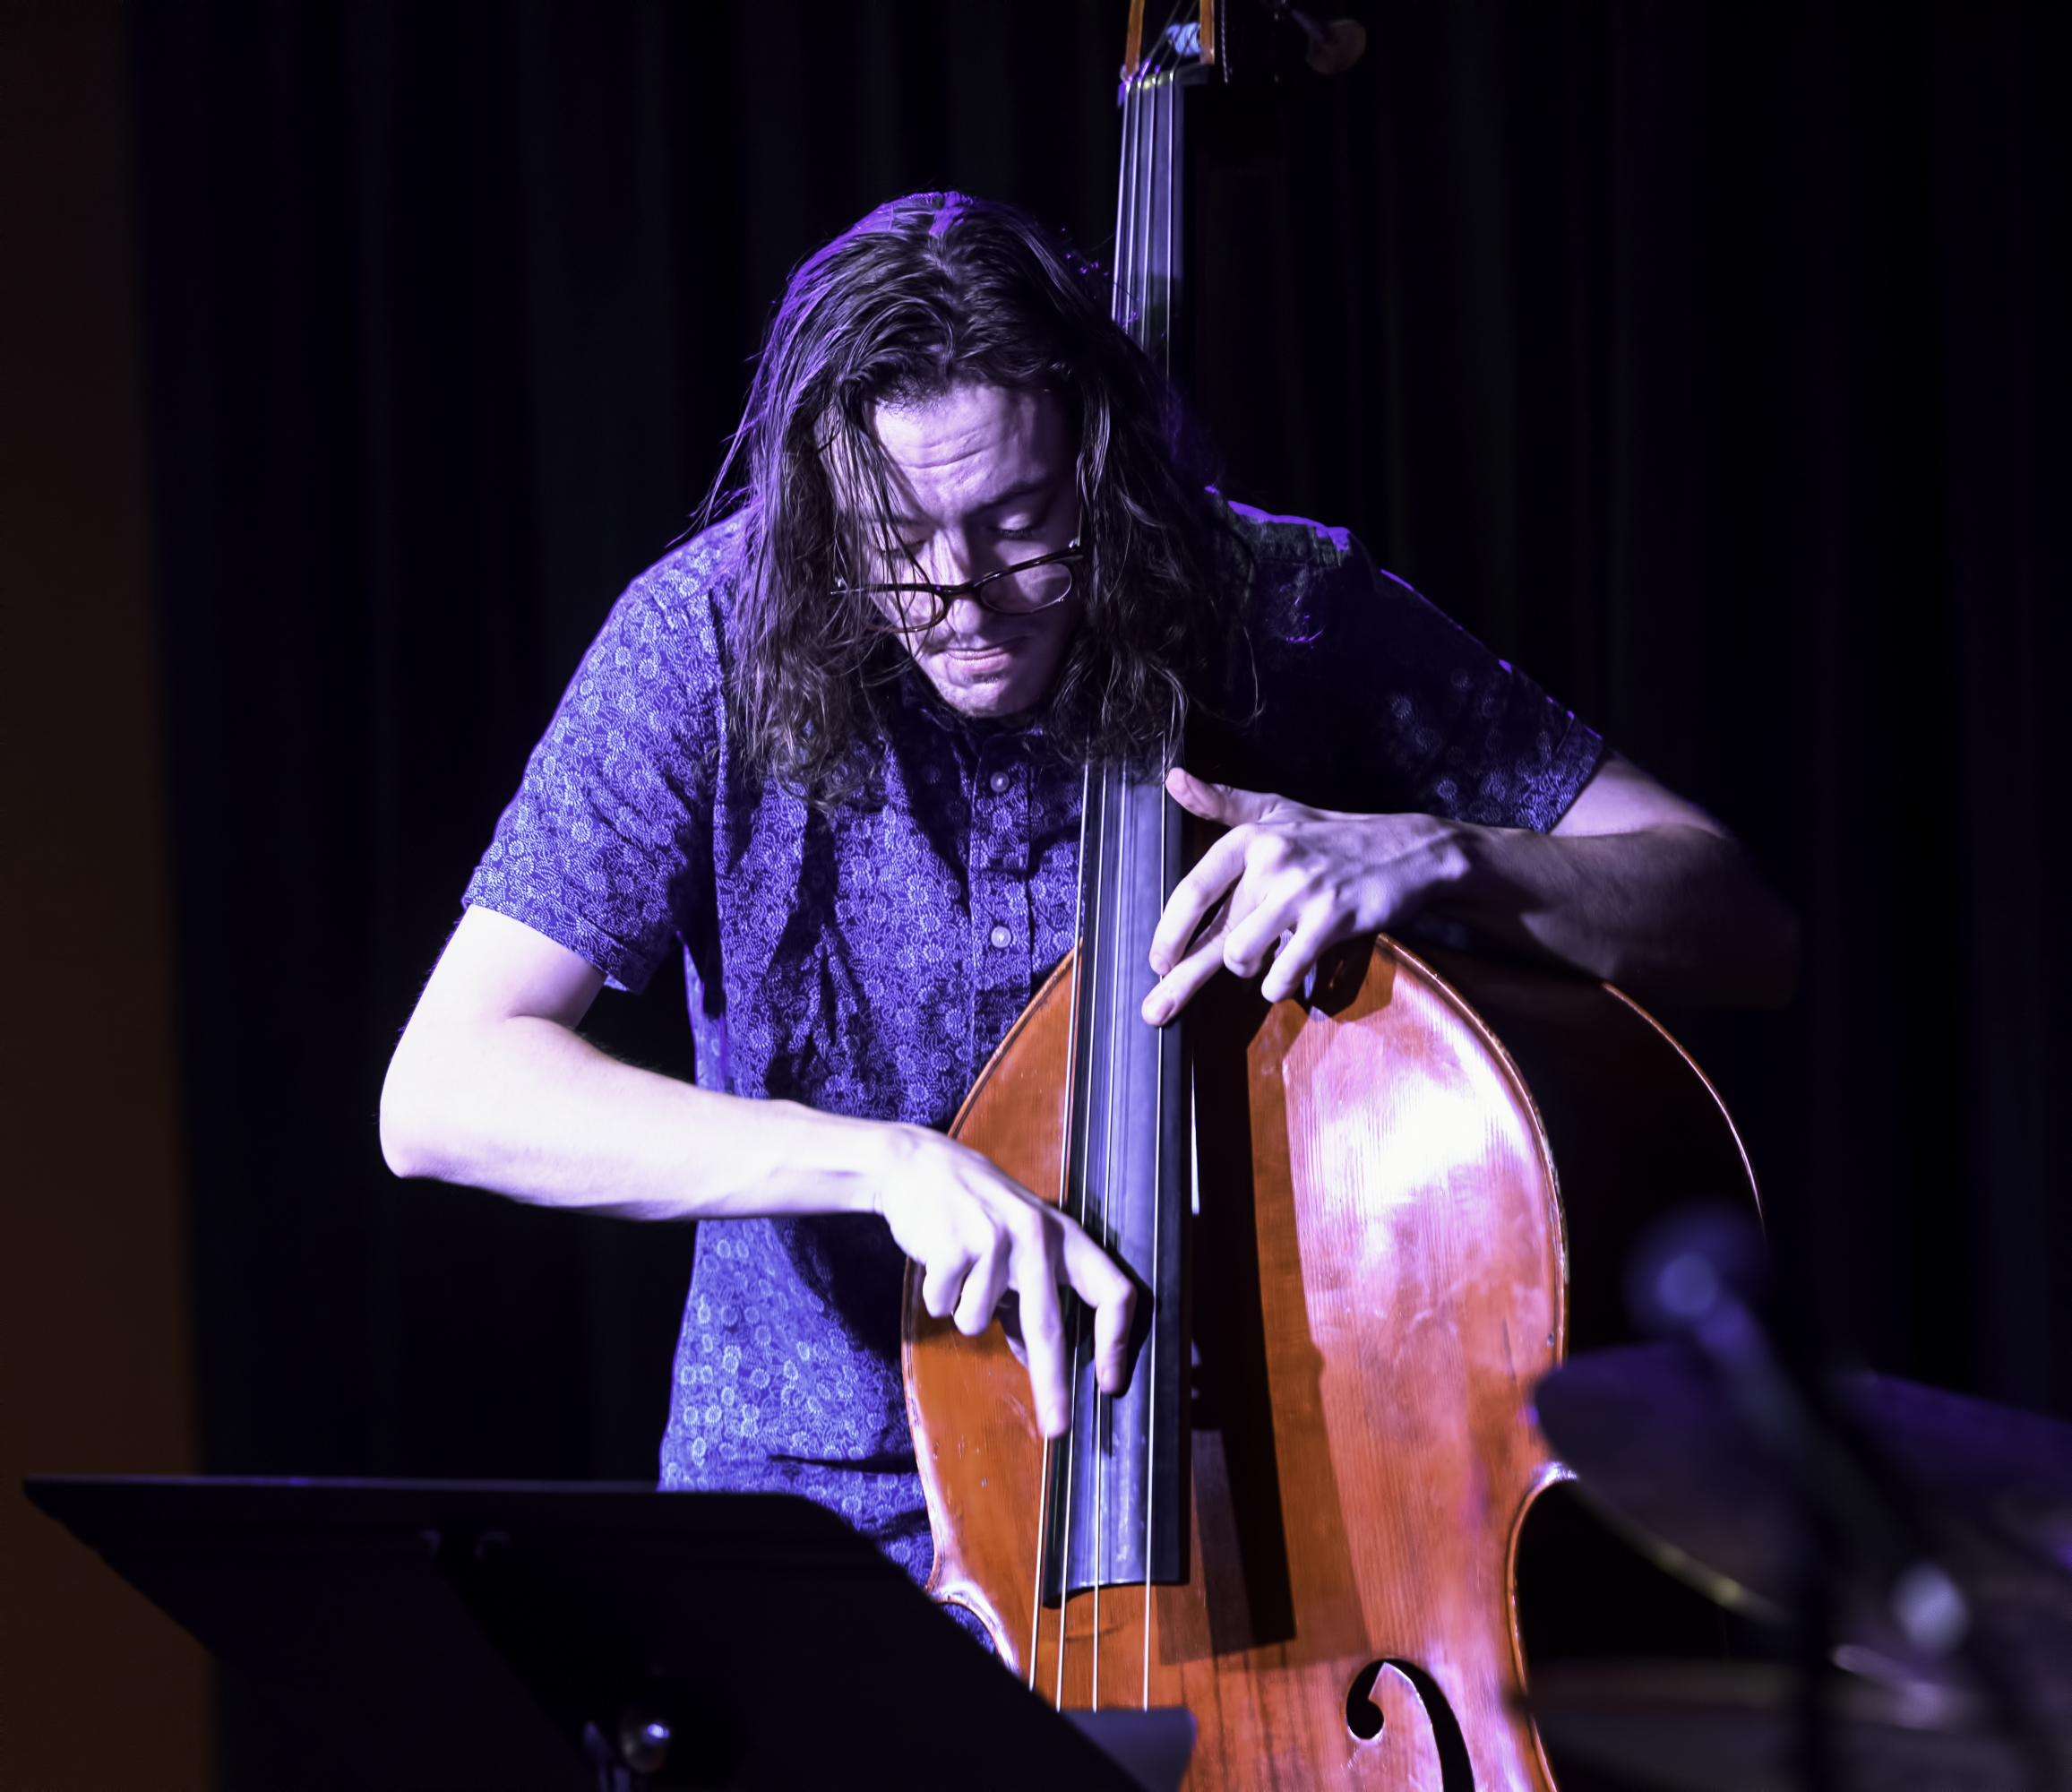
[1142,767,1469,1024]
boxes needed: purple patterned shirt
[462,496,1603,1583]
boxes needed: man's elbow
[1716,837,1801,1008]
[379,1035,455,1182]
[1701,867,1801,1010]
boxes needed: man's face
[864,383,1081,720]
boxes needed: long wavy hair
[699,191,1231,803]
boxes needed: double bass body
[906,935,1570,1790]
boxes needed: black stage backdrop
[127,0,2066,1620]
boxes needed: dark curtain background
[124,0,2068,1731]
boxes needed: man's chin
[939,688,1035,721]
[913,630,1071,721]
[925,668,1045,719]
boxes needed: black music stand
[25,1477,1194,1791]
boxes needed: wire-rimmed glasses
[836,539,1085,634]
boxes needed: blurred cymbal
[1535,1345,2072,1726]
[1538,1347,2072,1598]
[1535,1342,1795,1615]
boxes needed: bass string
[1052,761,1105,1711]
[1053,60,1135,1710]
[1141,55,1182,1711]
[1095,765,1116,1693]
[1050,32,1140,1683]
[1097,757,1139,1706]
[1056,760,1130,1706]
[1098,759,1140,1708]
[1093,769,1115,1707]
[1096,62,1148,1709]
[1046,87,1125,1707]
[1045,18,1186,1702]
[1030,760,1094,1693]
[1128,20,1184,1698]
[1140,763,1164,1710]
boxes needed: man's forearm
[380,1009,890,1220]
[1449,821,1800,1009]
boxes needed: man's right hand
[383,907,1137,1442]
[868,1124,1136,1440]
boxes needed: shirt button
[988,771,1010,794]
[988,924,1012,950]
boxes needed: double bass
[904,11,1762,1787]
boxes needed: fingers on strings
[1148,833,1249,972]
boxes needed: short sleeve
[461,522,736,993]
[1194,504,1603,831]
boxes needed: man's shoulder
[1212,493,1360,568]
[1203,491,1384,657]
[625,508,751,620]
[580,510,752,696]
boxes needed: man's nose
[919,534,974,590]
[937,590,993,636]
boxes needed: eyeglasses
[837,540,1085,633]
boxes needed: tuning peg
[1296,13,1366,76]
[1276,4,1367,76]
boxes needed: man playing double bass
[380,193,1798,1590]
